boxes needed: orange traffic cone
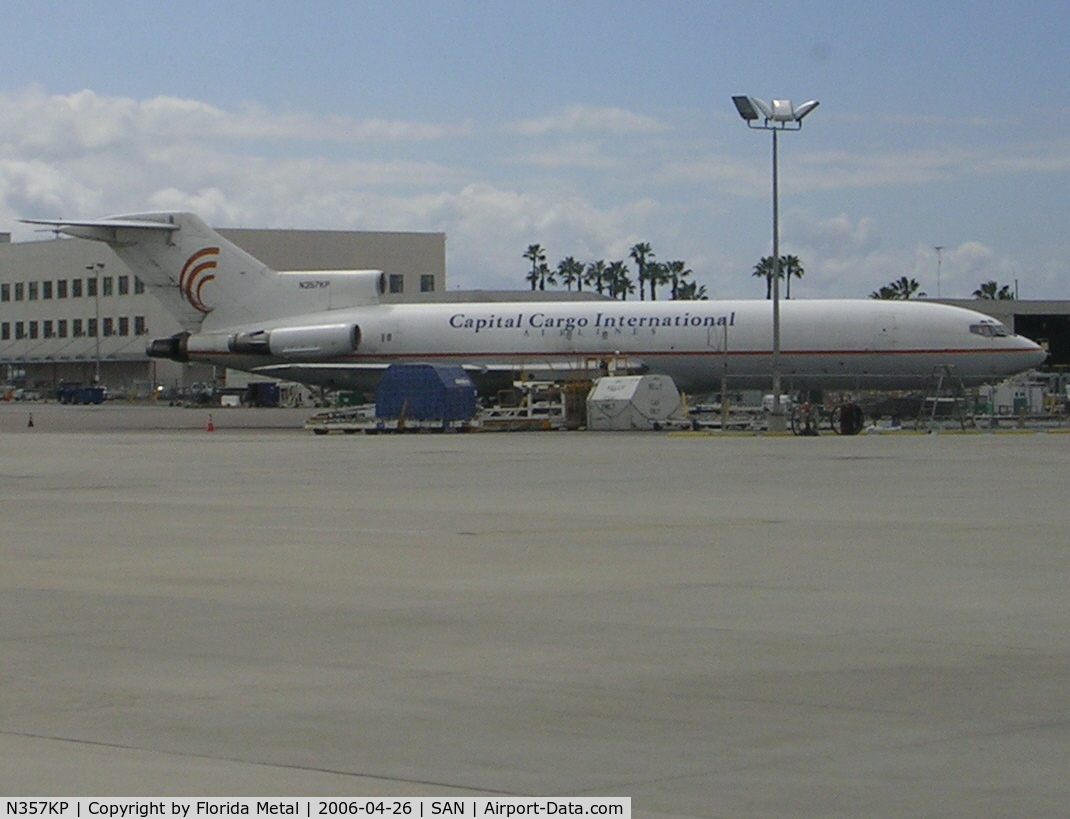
[206,413,215,432]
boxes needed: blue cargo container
[243,381,281,407]
[375,364,478,422]
[56,384,105,404]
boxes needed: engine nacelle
[147,331,236,362]
[149,323,361,362]
[230,323,361,360]
[147,332,191,362]
[278,269,386,309]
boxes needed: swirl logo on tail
[180,247,219,313]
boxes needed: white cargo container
[586,375,687,430]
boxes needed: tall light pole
[732,95,818,432]
[933,246,945,298]
[87,262,103,385]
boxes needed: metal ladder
[915,365,971,431]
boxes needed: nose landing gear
[790,401,866,436]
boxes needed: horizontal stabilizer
[21,217,180,232]
[21,216,180,245]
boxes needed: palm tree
[523,244,546,291]
[752,256,776,299]
[665,260,692,300]
[676,280,708,300]
[894,276,926,299]
[752,255,804,299]
[646,261,671,301]
[629,242,654,301]
[972,280,1015,300]
[781,254,804,299]
[605,260,633,300]
[537,262,555,291]
[870,276,927,300]
[557,256,584,292]
[585,260,607,295]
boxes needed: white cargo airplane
[24,212,1046,393]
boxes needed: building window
[1,283,9,302]
[72,279,83,298]
[420,274,435,293]
[134,277,145,295]
[87,278,98,298]
[29,321,38,339]
[388,274,404,294]
[103,317,114,337]
[73,319,83,337]
[58,319,68,338]
[43,320,54,339]
[87,318,97,338]
[57,279,67,298]
[1,322,9,340]
[28,281,38,300]
[43,281,53,299]
[15,322,24,339]
[134,316,147,335]
[118,316,129,336]
[102,277,113,296]
[15,282,24,301]
[118,275,129,295]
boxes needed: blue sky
[2,0,1069,299]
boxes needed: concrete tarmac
[2,404,1069,817]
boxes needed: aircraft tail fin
[21,212,384,331]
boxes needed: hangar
[0,225,445,396]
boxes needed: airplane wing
[251,361,513,393]
[251,362,391,390]
[252,362,391,376]
[252,358,649,391]
[470,359,649,377]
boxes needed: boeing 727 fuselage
[23,212,1047,393]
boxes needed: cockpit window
[969,322,1011,338]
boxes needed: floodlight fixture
[731,95,760,121]
[792,100,820,121]
[732,96,819,130]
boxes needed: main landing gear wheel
[790,403,822,436]
[830,402,866,435]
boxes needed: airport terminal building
[0,226,445,397]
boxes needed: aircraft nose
[1020,337,1048,369]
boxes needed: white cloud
[508,140,620,169]
[0,87,471,156]
[787,211,881,257]
[667,140,1070,199]
[0,157,105,219]
[775,211,1031,300]
[387,184,676,291]
[0,87,699,290]
[2,86,1067,299]
[508,105,669,136]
